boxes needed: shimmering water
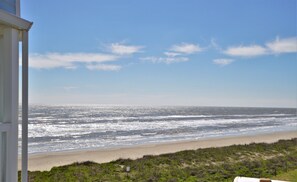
[18,105,297,154]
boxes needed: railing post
[21,30,29,182]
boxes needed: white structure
[0,0,32,181]
[234,177,288,182]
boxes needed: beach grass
[273,169,297,182]
[20,138,297,182]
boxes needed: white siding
[0,27,19,182]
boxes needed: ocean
[18,105,297,154]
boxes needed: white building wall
[0,27,19,182]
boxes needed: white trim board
[0,10,32,30]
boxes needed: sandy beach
[19,130,297,171]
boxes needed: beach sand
[19,130,297,171]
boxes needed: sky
[21,0,297,107]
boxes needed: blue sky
[21,0,297,107]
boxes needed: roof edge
[0,10,33,31]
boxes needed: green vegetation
[273,169,297,182]
[20,138,297,182]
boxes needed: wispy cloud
[164,52,181,57]
[213,59,234,66]
[210,38,221,50]
[223,45,267,57]
[141,56,189,64]
[169,43,203,54]
[142,42,202,65]
[266,37,297,54]
[27,42,144,71]
[108,43,144,55]
[86,64,121,71]
[28,37,296,71]
[223,37,297,57]
[29,52,118,69]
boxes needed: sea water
[18,105,297,154]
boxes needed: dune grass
[273,169,297,182]
[20,138,297,182]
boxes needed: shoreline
[20,130,297,171]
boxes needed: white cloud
[213,59,234,66]
[223,45,267,57]
[86,64,121,71]
[164,52,181,57]
[29,52,118,69]
[141,56,189,64]
[223,37,297,58]
[143,43,202,65]
[266,37,297,54]
[169,43,203,54]
[27,42,143,71]
[108,43,143,55]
